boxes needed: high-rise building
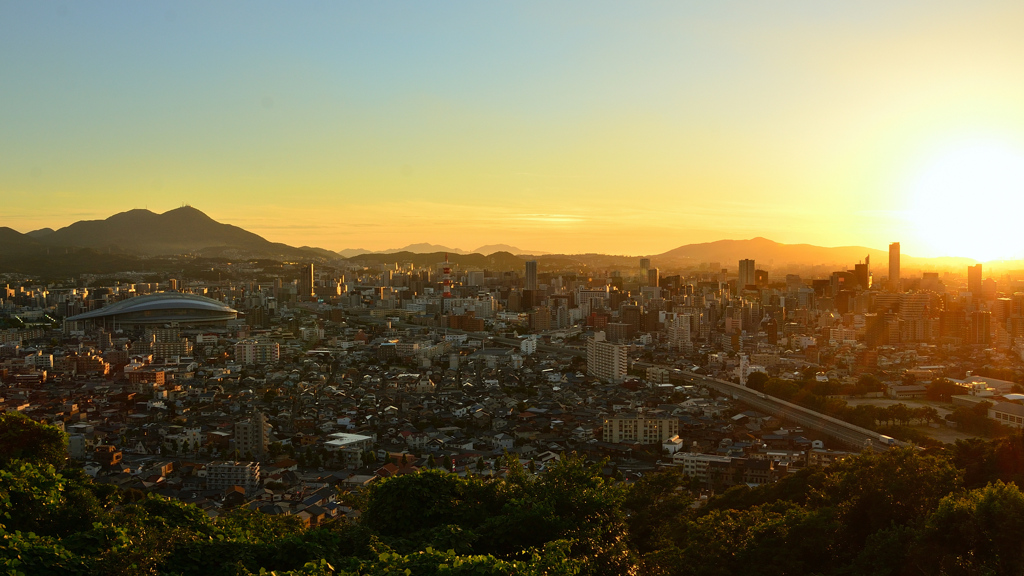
[235,412,271,458]
[586,331,628,383]
[525,260,538,291]
[647,268,660,288]
[299,264,315,300]
[888,243,900,292]
[738,259,756,290]
[854,255,871,290]
[968,264,983,297]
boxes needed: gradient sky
[4,1,1024,259]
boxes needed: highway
[675,370,906,450]
[378,313,896,450]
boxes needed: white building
[520,337,537,355]
[206,461,261,495]
[234,339,280,365]
[586,331,628,383]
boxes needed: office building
[967,264,983,297]
[853,255,871,290]
[299,264,315,300]
[647,268,660,288]
[738,259,756,290]
[889,242,900,292]
[525,260,538,291]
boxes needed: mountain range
[4,207,337,261]
[338,243,546,258]
[0,207,988,278]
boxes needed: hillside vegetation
[5,412,1024,575]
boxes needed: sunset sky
[3,1,1024,260]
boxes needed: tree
[813,448,961,553]
[745,372,769,392]
[926,378,967,402]
[0,412,68,468]
[764,378,800,401]
[916,481,1024,575]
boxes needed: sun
[906,140,1024,261]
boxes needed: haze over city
[5,1,1024,259]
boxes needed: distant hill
[339,243,467,257]
[653,237,883,268]
[649,237,986,275]
[346,250,525,269]
[0,227,44,255]
[473,244,548,256]
[25,228,54,239]
[339,243,547,258]
[31,207,334,260]
[337,248,372,258]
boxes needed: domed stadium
[65,292,237,329]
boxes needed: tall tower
[738,259,756,290]
[525,260,538,291]
[888,242,901,292]
[442,254,452,298]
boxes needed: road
[634,363,905,450]
[381,314,896,450]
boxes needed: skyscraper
[639,258,651,285]
[968,264,983,296]
[738,259,756,290]
[299,264,314,300]
[854,255,871,289]
[889,242,900,292]
[647,268,660,288]
[525,260,538,291]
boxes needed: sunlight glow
[907,141,1024,261]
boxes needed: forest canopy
[4,412,1024,575]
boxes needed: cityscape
[4,2,1024,575]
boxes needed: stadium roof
[66,292,237,325]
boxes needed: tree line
[6,410,1024,575]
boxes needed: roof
[66,292,237,323]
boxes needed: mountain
[473,244,548,256]
[0,227,44,255]
[337,248,372,258]
[35,207,334,260]
[654,237,884,268]
[337,243,467,258]
[346,250,525,269]
[652,237,978,273]
[25,228,54,239]
[338,243,548,258]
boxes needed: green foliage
[916,481,1024,576]
[925,378,968,402]
[745,372,769,392]
[811,448,961,549]
[0,412,68,469]
[15,418,1024,576]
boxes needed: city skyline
[4,2,1024,259]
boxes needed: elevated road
[664,368,906,450]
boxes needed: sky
[3,1,1024,260]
